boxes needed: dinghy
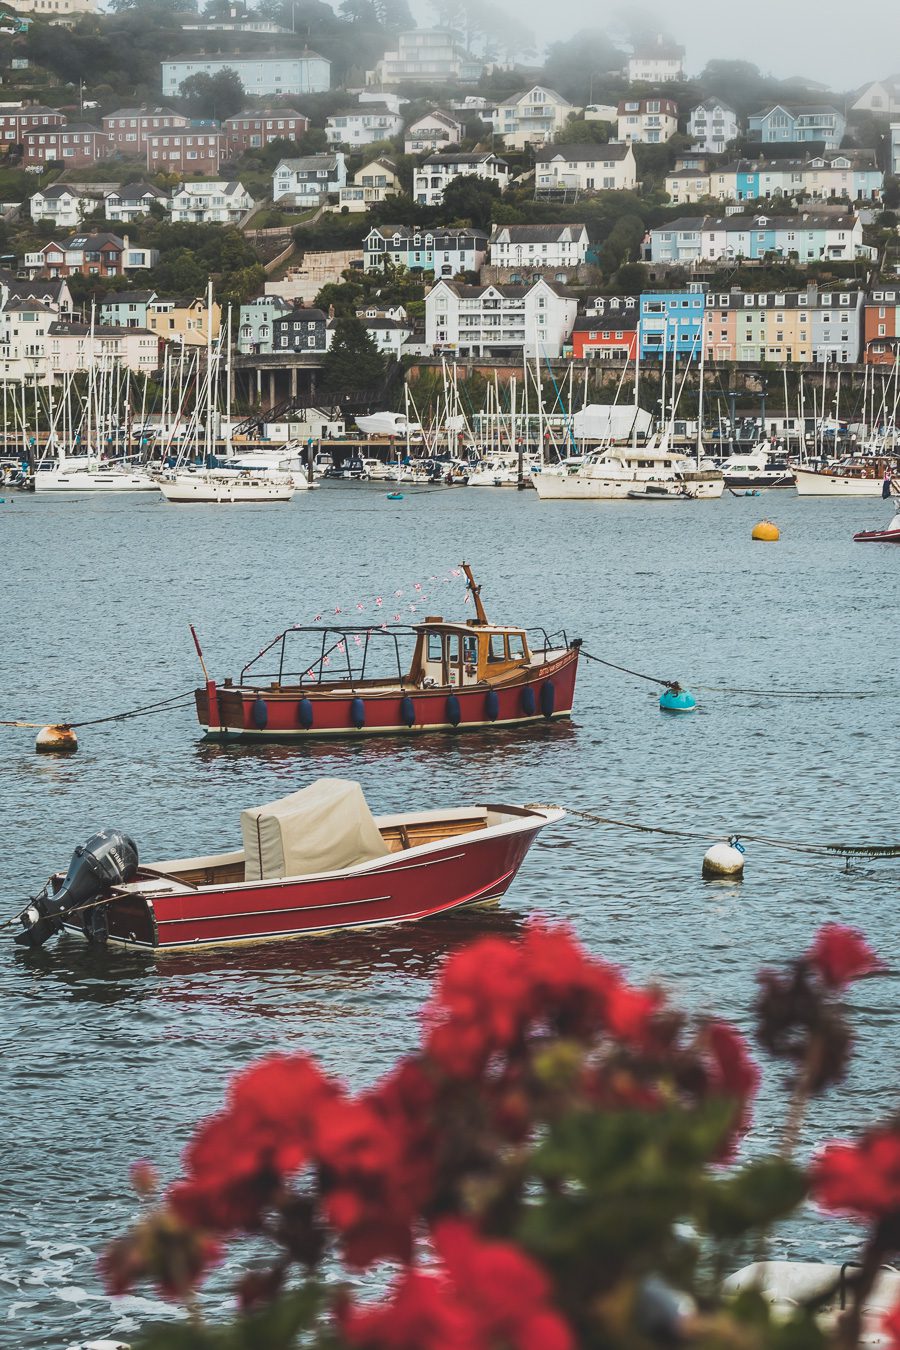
[15,779,563,951]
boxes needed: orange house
[864,285,900,364]
[571,315,638,361]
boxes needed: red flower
[882,1300,900,1350]
[806,924,881,990]
[811,1123,900,1219]
[341,1223,574,1350]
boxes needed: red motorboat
[853,510,900,543]
[15,779,563,952]
[193,564,581,741]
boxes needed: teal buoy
[386,491,404,500]
[659,683,696,714]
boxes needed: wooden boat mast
[460,561,488,625]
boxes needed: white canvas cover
[241,778,390,881]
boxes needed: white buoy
[702,841,745,879]
[35,723,78,754]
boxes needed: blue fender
[400,694,416,727]
[520,685,536,717]
[540,681,555,719]
[298,697,314,729]
[252,696,268,729]
[350,696,365,729]
[446,693,461,727]
[484,689,499,721]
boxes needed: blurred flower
[811,1122,900,1219]
[806,923,881,990]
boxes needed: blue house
[639,290,706,360]
[99,290,157,329]
[748,104,845,150]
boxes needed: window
[488,634,506,662]
[426,633,443,662]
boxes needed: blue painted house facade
[748,104,846,149]
[639,289,706,360]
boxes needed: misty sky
[413,0,900,93]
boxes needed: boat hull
[61,807,561,950]
[33,471,159,493]
[853,528,900,542]
[197,648,580,740]
[159,475,295,503]
[794,468,886,497]
[534,475,723,500]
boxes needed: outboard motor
[16,829,139,948]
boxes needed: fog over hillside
[409,0,900,89]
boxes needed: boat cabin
[411,618,531,688]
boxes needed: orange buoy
[751,520,779,542]
[35,724,78,754]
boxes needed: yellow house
[147,296,221,346]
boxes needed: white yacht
[533,439,724,500]
[32,453,159,494]
[158,469,295,504]
[719,443,795,489]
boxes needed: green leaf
[136,1284,325,1350]
[696,1158,808,1239]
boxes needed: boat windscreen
[240,626,418,687]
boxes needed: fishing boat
[193,564,581,740]
[14,779,563,951]
[853,508,900,542]
[794,457,900,497]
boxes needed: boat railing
[527,627,570,659]
[240,625,418,690]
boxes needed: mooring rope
[0,689,196,733]
[579,649,886,701]
[541,805,900,860]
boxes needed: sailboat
[158,291,295,505]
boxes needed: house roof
[367,224,487,242]
[67,232,125,249]
[173,180,247,195]
[692,97,735,113]
[105,105,182,118]
[4,297,55,313]
[34,184,83,199]
[751,103,841,118]
[617,99,677,114]
[658,212,859,232]
[5,279,68,302]
[101,289,156,304]
[275,154,340,172]
[225,108,307,122]
[163,48,328,63]
[275,307,326,321]
[48,320,154,337]
[106,182,168,202]
[497,85,569,108]
[535,142,632,163]
[409,109,461,129]
[422,151,507,166]
[329,103,398,118]
[433,279,576,299]
[489,224,587,242]
[573,314,639,331]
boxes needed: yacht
[719,443,795,489]
[533,439,724,500]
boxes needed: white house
[413,151,508,206]
[364,225,488,275]
[368,29,482,86]
[488,223,589,272]
[627,38,684,83]
[161,52,330,97]
[169,181,255,224]
[648,212,868,264]
[616,98,678,144]
[325,102,403,148]
[488,86,578,149]
[664,168,711,203]
[404,109,462,155]
[29,185,89,230]
[689,99,739,154]
[892,123,900,176]
[272,153,346,202]
[0,297,55,382]
[851,80,900,115]
[352,307,412,355]
[336,157,400,213]
[104,181,169,224]
[46,321,158,378]
[425,277,578,357]
[534,142,637,194]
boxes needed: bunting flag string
[288,565,468,633]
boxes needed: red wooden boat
[853,511,900,543]
[15,779,563,951]
[193,564,581,741]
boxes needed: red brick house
[102,106,190,156]
[22,123,113,167]
[0,105,65,154]
[223,109,309,153]
[145,127,226,174]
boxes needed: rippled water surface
[1,484,898,1347]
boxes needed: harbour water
[1,485,898,1347]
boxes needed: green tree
[554,116,609,145]
[439,174,501,231]
[178,68,245,120]
[882,176,900,210]
[322,317,386,392]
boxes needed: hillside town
[0,0,898,409]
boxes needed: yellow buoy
[751,520,779,542]
[35,723,78,754]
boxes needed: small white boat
[724,1262,900,1343]
[355,412,421,439]
[158,470,295,504]
[720,443,795,489]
